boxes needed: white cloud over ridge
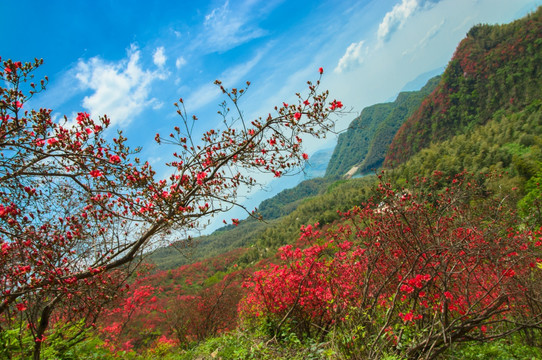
[335,40,366,73]
[75,45,166,127]
[378,0,420,42]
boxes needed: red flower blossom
[329,100,343,110]
[90,170,103,178]
[197,171,207,185]
[109,155,121,163]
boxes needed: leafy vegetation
[257,177,336,220]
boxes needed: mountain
[302,147,335,179]
[399,66,445,92]
[120,8,542,358]
[385,7,542,167]
[325,75,440,178]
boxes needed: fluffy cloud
[175,56,187,69]
[153,46,167,67]
[335,40,366,73]
[378,0,420,42]
[75,45,166,127]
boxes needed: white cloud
[205,1,228,23]
[402,19,445,56]
[75,45,166,127]
[335,40,366,73]
[153,46,167,67]
[199,0,268,52]
[175,56,187,69]
[151,99,164,110]
[378,0,420,42]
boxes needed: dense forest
[3,6,542,360]
[385,8,542,167]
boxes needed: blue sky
[2,0,541,229]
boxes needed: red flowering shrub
[240,172,542,359]
[98,262,247,352]
[166,271,246,344]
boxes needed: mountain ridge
[385,7,542,167]
[325,75,440,178]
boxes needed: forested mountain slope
[385,7,542,167]
[325,76,440,177]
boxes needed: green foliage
[203,270,227,286]
[0,320,122,360]
[176,331,269,360]
[47,335,121,360]
[447,336,542,360]
[0,326,33,359]
[518,172,542,225]
[175,324,339,360]
[396,101,542,191]
[148,218,267,269]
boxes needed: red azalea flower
[90,170,103,178]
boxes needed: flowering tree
[0,58,340,359]
[241,172,542,359]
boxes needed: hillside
[325,76,440,177]
[27,7,542,360]
[148,175,371,269]
[385,6,542,167]
[123,98,542,358]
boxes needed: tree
[0,58,340,359]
